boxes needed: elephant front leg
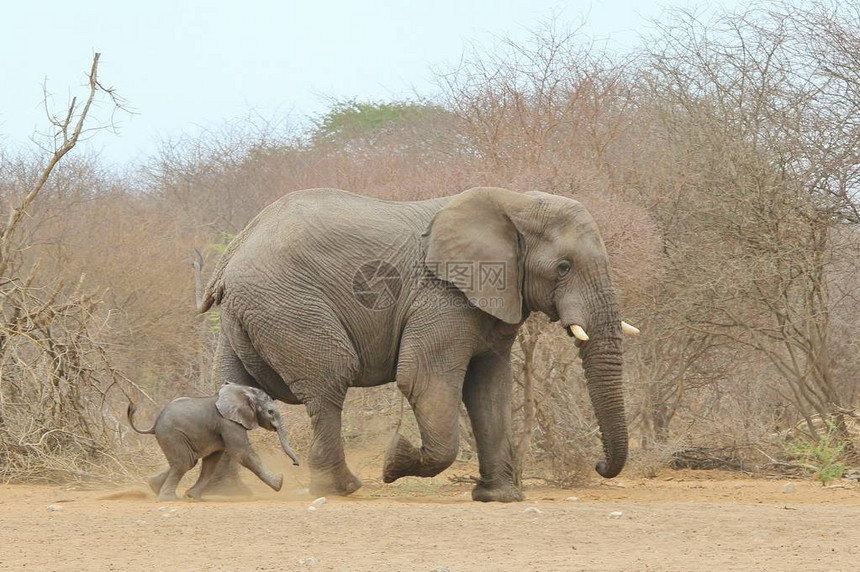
[200,452,253,497]
[222,432,284,493]
[201,334,255,497]
[462,352,524,502]
[306,396,362,496]
[384,370,463,483]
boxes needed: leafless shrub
[0,54,153,483]
[639,3,860,448]
[510,318,599,485]
[0,274,154,483]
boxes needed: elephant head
[425,187,637,478]
[216,384,300,466]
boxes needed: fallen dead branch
[669,446,751,473]
[0,276,155,483]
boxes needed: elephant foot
[471,481,525,503]
[382,434,421,483]
[156,492,179,502]
[184,489,204,501]
[310,466,362,497]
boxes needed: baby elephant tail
[127,402,156,434]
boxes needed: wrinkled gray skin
[128,384,299,501]
[195,187,628,502]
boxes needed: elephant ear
[216,384,259,430]
[424,187,529,324]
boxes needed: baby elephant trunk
[274,415,300,466]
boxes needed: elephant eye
[557,260,571,278]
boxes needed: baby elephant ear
[216,384,258,430]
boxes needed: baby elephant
[128,383,299,501]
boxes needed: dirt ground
[1,467,858,572]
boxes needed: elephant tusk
[621,321,640,336]
[569,324,589,341]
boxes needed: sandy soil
[1,469,858,572]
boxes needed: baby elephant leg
[157,459,197,501]
[223,426,283,492]
[185,451,225,500]
[148,469,170,495]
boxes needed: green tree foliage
[310,99,450,150]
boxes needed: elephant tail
[127,402,156,435]
[191,248,216,313]
[191,213,262,314]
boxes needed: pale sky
[0,1,742,165]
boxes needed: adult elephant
[194,187,638,502]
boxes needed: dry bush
[510,317,602,485]
[636,3,860,448]
[0,55,157,483]
[0,276,154,483]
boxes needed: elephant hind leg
[220,292,363,496]
[185,451,224,500]
[147,469,170,495]
[305,394,362,497]
[156,458,197,501]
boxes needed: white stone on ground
[609,511,624,519]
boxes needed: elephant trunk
[581,333,628,478]
[274,415,300,466]
[570,270,628,479]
